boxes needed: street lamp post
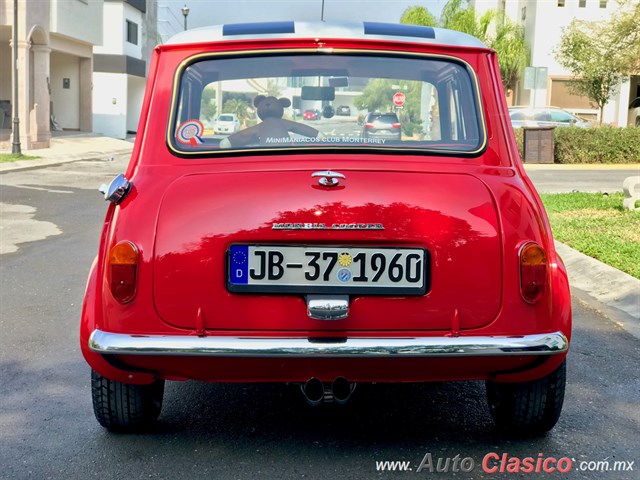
[181,5,189,31]
[12,0,22,155]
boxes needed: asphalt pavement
[2,133,638,333]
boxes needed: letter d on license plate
[227,245,429,295]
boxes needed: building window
[579,0,586,7]
[126,20,138,45]
[557,0,565,6]
[600,0,607,7]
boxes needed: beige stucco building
[1,0,103,149]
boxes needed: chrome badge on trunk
[272,223,384,230]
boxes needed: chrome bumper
[89,330,568,358]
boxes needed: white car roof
[165,21,487,49]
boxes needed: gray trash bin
[523,126,555,164]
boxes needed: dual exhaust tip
[301,377,355,406]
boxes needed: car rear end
[362,112,402,140]
[215,114,239,133]
[81,21,571,434]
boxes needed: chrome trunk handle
[312,170,345,187]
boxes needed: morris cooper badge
[272,223,384,230]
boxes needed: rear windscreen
[168,52,486,156]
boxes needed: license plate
[227,245,429,295]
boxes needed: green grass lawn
[541,192,640,279]
[0,153,40,163]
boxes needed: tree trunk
[599,105,604,125]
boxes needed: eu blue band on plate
[229,245,249,284]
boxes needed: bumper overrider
[89,329,568,357]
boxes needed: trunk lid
[153,167,501,332]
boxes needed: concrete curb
[0,149,133,173]
[555,241,640,338]
[0,134,134,174]
[524,163,640,171]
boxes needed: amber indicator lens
[109,241,138,303]
[520,243,547,304]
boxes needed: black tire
[91,370,164,432]
[486,360,566,436]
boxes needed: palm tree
[400,1,530,94]
[440,0,488,39]
[223,98,251,125]
[486,12,530,92]
[399,6,437,27]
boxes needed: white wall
[529,0,619,76]
[469,0,523,20]
[50,51,80,129]
[50,0,103,47]
[93,2,143,58]
[126,75,146,132]
[93,72,127,138]
[94,2,125,55]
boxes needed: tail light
[364,122,374,129]
[109,241,138,304]
[391,123,401,129]
[519,243,547,304]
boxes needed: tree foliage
[399,6,437,27]
[353,79,424,136]
[265,79,282,98]
[441,0,488,39]
[487,12,530,91]
[555,22,622,124]
[554,1,639,124]
[200,85,217,121]
[222,98,251,123]
[400,1,529,91]
[606,0,640,74]
[353,79,396,112]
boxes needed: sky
[158,0,448,41]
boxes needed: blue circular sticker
[337,268,352,283]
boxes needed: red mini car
[82,21,571,435]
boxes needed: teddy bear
[220,95,319,148]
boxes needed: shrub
[514,126,640,164]
[513,127,524,159]
[554,127,640,163]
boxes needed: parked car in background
[336,105,351,116]
[83,21,571,436]
[629,97,640,127]
[509,107,592,129]
[362,112,402,140]
[214,113,241,134]
[303,109,321,120]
